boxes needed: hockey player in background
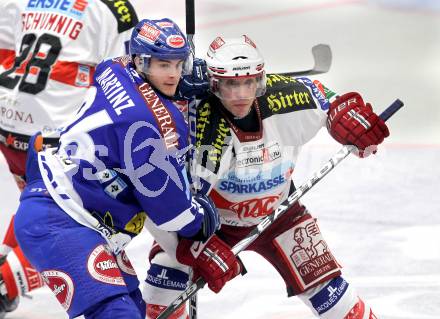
[0,0,139,315]
[12,18,241,319]
[142,35,389,318]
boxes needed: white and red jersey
[0,0,138,142]
[192,75,336,227]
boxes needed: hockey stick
[279,44,332,77]
[185,0,195,51]
[185,1,198,318]
[157,98,404,319]
[185,0,196,163]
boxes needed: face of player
[218,77,258,118]
[145,57,184,97]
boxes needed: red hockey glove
[327,92,390,157]
[176,235,241,293]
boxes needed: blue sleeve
[116,118,203,238]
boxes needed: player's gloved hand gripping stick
[157,98,404,319]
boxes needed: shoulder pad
[259,73,319,116]
[100,0,139,33]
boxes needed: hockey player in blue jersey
[12,18,241,319]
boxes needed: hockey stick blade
[157,99,404,319]
[280,44,332,77]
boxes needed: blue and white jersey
[38,56,204,247]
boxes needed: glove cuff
[176,237,209,266]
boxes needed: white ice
[1,0,439,318]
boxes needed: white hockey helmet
[206,35,266,100]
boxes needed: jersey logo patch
[124,212,147,235]
[100,0,138,33]
[297,77,330,110]
[309,277,349,315]
[146,264,188,291]
[137,82,179,149]
[87,245,125,285]
[236,142,281,168]
[231,195,280,220]
[273,215,341,291]
[75,65,92,87]
[41,270,75,311]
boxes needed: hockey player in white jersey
[12,18,241,319]
[0,0,139,315]
[142,35,389,318]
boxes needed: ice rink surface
[1,0,439,318]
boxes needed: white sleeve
[0,0,20,53]
[143,216,179,260]
[95,0,139,59]
[262,75,330,146]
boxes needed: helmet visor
[210,73,266,101]
[137,54,193,76]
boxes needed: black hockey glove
[187,193,220,242]
[175,58,209,100]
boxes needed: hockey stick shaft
[185,0,196,155]
[186,0,195,51]
[158,99,404,319]
[185,1,198,318]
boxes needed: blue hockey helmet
[130,18,192,75]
